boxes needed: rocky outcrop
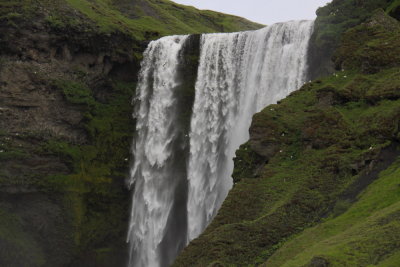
[0,8,139,267]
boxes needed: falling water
[128,20,314,267]
[127,35,190,267]
[187,20,314,241]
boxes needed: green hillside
[174,3,400,266]
[0,0,261,41]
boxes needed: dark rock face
[159,34,202,267]
[308,256,331,267]
[249,118,282,159]
[0,7,140,267]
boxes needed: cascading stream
[128,20,314,267]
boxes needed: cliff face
[307,0,394,79]
[0,1,260,266]
[174,5,400,267]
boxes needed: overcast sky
[172,0,332,25]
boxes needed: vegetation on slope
[308,0,396,78]
[67,0,262,38]
[0,0,261,42]
[266,155,400,266]
[174,8,400,267]
[0,64,137,266]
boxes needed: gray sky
[171,0,332,25]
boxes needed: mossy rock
[334,10,400,73]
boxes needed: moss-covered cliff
[174,4,400,267]
[308,0,396,79]
[0,1,260,266]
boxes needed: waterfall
[128,20,314,267]
[127,35,190,267]
[187,20,314,240]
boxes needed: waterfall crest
[128,20,314,267]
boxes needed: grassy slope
[174,7,400,267]
[0,0,261,36]
[265,7,400,266]
[266,158,400,266]
[47,0,262,40]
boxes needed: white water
[128,20,314,267]
[187,20,314,241]
[127,35,189,267]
